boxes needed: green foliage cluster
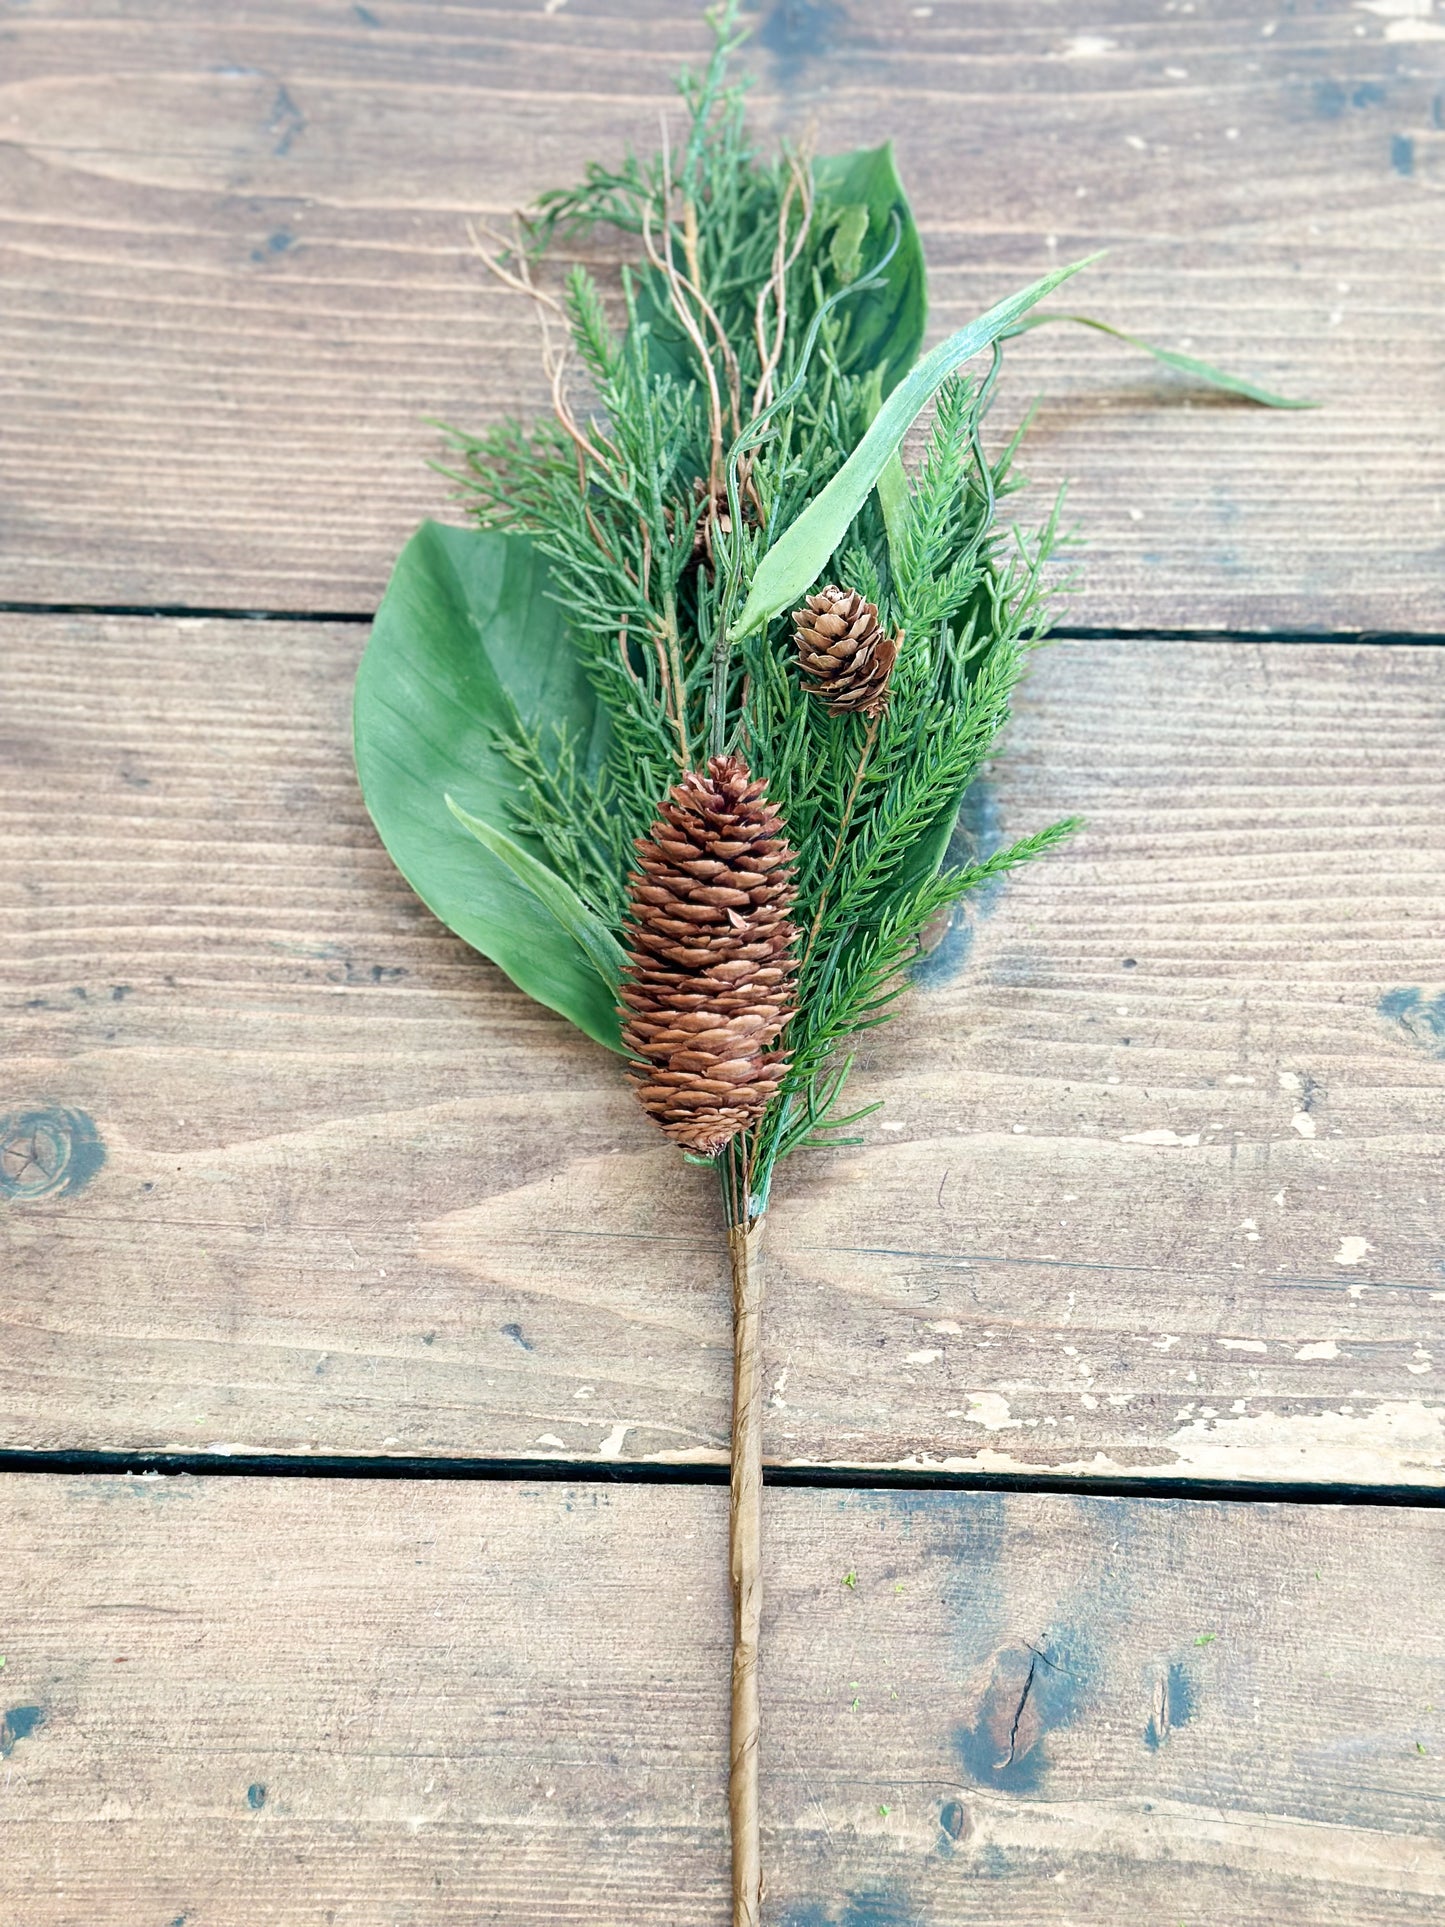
[434,10,1076,1214]
[353,3,1303,1222]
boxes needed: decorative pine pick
[353,8,1310,1916]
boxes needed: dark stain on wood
[1392,134,1416,177]
[782,1887,914,1927]
[938,1796,973,1845]
[0,1107,105,1203]
[250,229,295,264]
[0,1705,46,1757]
[1144,1658,1196,1749]
[266,83,305,158]
[1380,987,1445,1056]
[954,1634,1089,1793]
[1315,78,1388,119]
[911,780,1006,988]
[756,0,846,83]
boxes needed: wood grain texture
[2,0,1441,625]
[1,1476,1442,1925]
[4,615,1443,1479]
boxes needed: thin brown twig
[645,118,738,495]
[671,124,742,437]
[682,193,704,304]
[650,630,677,728]
[658,590,692,768]
[616,617,644,691]
[466,217,569,317]
[468,217,614,482]
[751,147,814,419]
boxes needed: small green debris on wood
[1194,1632,1218,1646]
[842,1570,857,1590]
[878,1805,891,1817]
[1417,1741,1428,1755]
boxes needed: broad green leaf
[445,796,627,992]
[731,255,1101,639]
[812,144,927,393]
[353,519,625,1052]
[1007,312,1316,408]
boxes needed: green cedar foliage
[399,6,1299,1213]
[438,6,1079,1211]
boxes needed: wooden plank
[1,1475,1442,1924]
[3,614,1443,1480]
[2,0,1440,626]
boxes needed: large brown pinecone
[620,755,798,1156]
[792,585,899,718]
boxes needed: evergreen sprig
[447,5,1074,1219]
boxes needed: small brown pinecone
[620,755,798,1156]
[688,477,756,575]
[792,585,899,718]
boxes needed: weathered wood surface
[4,615,1442,1479]
[2,0,1441,627]
[1,1476,1441,1925]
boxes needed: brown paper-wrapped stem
[727,1214,765,1927]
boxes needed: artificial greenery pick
[353,9,1305,1918]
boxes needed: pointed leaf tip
[730,254,1099,639]
[445,794,627,994]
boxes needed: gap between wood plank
[1,1448,1442,1509]
[2,599,1443,646]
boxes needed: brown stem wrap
[728,1215,766,1927]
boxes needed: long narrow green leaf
[730,254,1102,639]
[875,449,910,572]
[445,795,627,993]
[1006,312,1316,408]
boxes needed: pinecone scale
[621,756,798,1156]
[792,585,898,718]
